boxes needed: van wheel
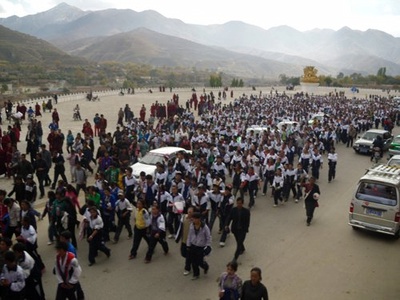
[394,230,400,240]
[352,226,359,231]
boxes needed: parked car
[389,134,400,157]
[130,147,191,178]
[308,112,326,125]
[349,164,400,238]
[353,129,393,154]
[277,120,298,133]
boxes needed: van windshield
[356,182,397,206]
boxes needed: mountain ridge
[1,3,400,76]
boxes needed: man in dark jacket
[51,152,68,189]
[33,153,48,199]
[225,197,250,262]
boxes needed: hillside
[74,28,303,78]
[0,24,86,66]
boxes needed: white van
[349,165,400,238]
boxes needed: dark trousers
[328,162,336,182]
[114,214,132,241]
[37,173,45,197]
[283,182,296,200]
[5,226,18,239]
[45,172,51,186]
[145,232,169,261]
[1,288,24,300]
[220,227,229,244]
[208,209,218,232]
[232,187,244,200]
[346,136,354,147]
[102,214,113,242]
[180,243,191,271]
[52,168,68,188]
[296,184,303,200]
[76,183,87,196]
[130,226,149,257]
[248,186,256,207]
[273,188,283,205]
[305,202,316,224]
[25,274,44,300]
[88,233,110,264]
[189,245,208,277]
[262,176,273,194]
[167,212,180,235]
[233,230,247,260]
[56,283,77,300]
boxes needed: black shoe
[106,249,111,258]
[204,263,209,274]
[88,262,95,266]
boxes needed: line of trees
[230,78,244,87]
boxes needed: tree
[209,73,222,87]
[337,72,344,79]
[279,74,288,85]
[1,83,8,94]
[377,67,387,77]
[324,76,333,86]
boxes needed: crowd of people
[0,88,399,299]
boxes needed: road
[1,86,399,300]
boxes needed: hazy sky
[1,0,399,36]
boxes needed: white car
[277,120,298,133]
[353,129,393,154]
[130,147,190,178]
[245,125,271,136]
[308,112,326,125]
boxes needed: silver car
[353,129,393,154]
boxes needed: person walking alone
[225,197,250,262]
[327,147,338,183]
[303,177,320,226]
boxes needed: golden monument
[301,66,319,83]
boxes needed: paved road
[2,87,400,299]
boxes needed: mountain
[73,27,302,78]
[0,24,86,65]
[1,4,400,76]
[0,3,88,38]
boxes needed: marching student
[186,212,211,280]
[327,147,338,183]
[54,241,83,300]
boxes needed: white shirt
[20,225,37,246]
[55,253,82,284]
[89,215,104,230]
